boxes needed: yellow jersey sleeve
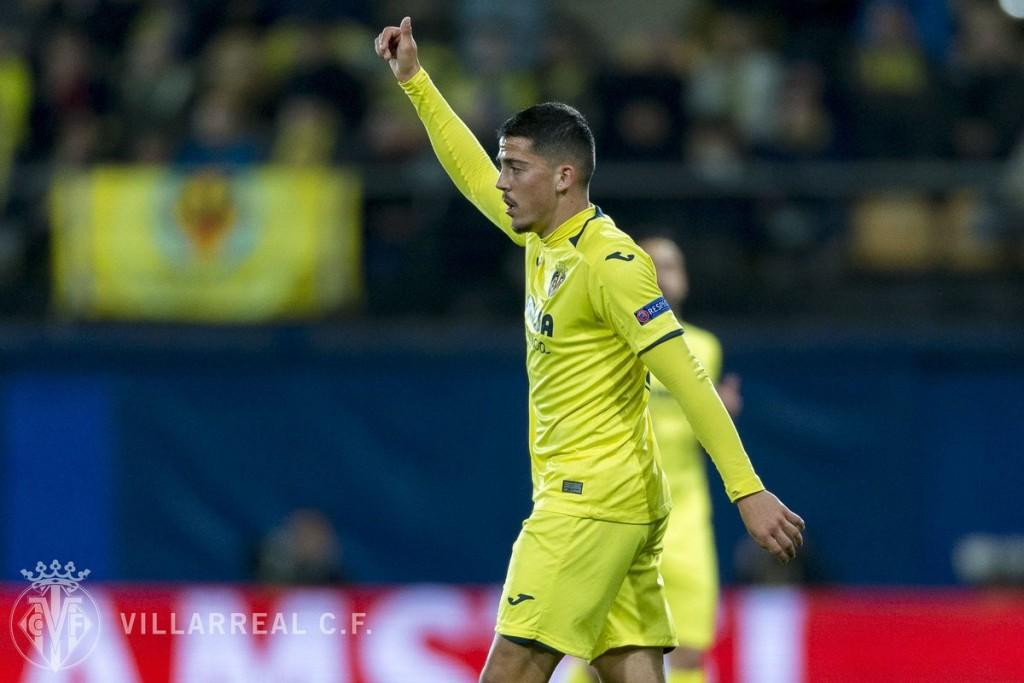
[649,324,722,463]
[642,334,765,502]
[649,324,721,507]
[588,248,684,355]
[399,69,526,247]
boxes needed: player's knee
[479,657,514,683]
[479,660,502,683]
[479,664,518,683]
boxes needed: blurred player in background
[567,236,740,683]
[375,17,804,683]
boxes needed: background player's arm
[643,337,805,562]
[374,17,525,246]
[718,373,743,416]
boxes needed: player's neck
[538,194,590,239]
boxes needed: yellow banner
[51,167,362,321]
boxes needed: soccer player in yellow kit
[568,236,737,683]
[375,18,805,683]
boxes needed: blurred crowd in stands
[1,0,1023,320]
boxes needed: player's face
[640,237,689,309]
[496,136,561,234]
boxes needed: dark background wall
[2,324,1021,585]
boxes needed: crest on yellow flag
[173,170,237,259]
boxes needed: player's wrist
[732,486,768,506]
[397,63,422,84]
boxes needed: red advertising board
[1,586,1021,681]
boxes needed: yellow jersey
[402,69,760,522]
[520,205,682,522]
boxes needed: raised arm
[374,17,525,246]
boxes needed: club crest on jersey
[548,262,568,296]
[634,296,671,325]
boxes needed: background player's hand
[374,16,421,83]
[736,490,805,563]
[717,373,743,417]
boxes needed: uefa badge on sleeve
[10,560,101,671]
[634,296,671,326]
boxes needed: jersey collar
[540,205,599,247]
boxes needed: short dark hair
[498,103,596,187]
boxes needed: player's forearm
[399,69,512,233]
[642,335,764,502]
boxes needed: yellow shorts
[660,491,719,650]
[495,508,677,662]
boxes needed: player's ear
[555,164,575,193]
